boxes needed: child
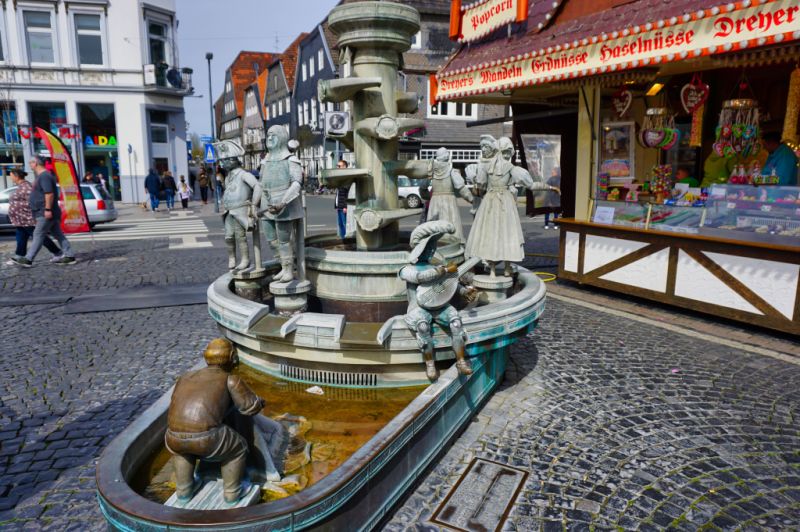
[178,176,192,209]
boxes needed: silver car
[0,183,118,229]
[397,175,424,209]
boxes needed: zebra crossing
[68,210,213,249]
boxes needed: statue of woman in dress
[425,147,474,244]
[465,136,560,277]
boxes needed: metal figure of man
[165,338,265,503]
[400,221,477,381]
[259,126,303,283]
[214,140,262,271]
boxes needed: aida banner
[36,127,90,234]
[453,0,528,43]
[437,0,800,100]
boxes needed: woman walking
[197,170,210,204]
[6,168,62,264]
[162,171,177,211]
[178,176,192,209]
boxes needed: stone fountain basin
[96,341,517,530]
[208,260,546,386]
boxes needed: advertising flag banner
[36,127,91,234]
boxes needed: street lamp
[206,51,220,213]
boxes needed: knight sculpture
[421,147,474,244]
[215,140,262,272]
[259,125,304,283]
[466,135,560,277]
[400,221,479,381]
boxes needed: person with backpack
[162,171,178,211]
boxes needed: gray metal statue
[215,140,262,272]
[423,148,474,244]
[259,126,304,283]
[400,221,479,381]
[466,136,559,277]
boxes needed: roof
[275,32,308,92]
[443,0,728,74]
[255,69,268,115]
[226,51,276,115]
[321,21,339,67]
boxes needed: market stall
[435,0,800,334]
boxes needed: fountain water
[95,3,546,530]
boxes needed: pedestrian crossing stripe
[68,213,211,247]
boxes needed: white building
[0,0,191,203]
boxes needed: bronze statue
[466,136,559,277]
[165,338,265,504]
[214,140,262,272]
[422,147,474,244]
[400,221,478,381]
[258,126,304,282]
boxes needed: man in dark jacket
[144,169,162,212]
[334,159,348,238]
[165,338,265,503]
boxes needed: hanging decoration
[713,98,759,159]
[689,104,705,148]
[781,66,800,145]
[680,74,709,114]
[611,87,633,118]
[638,107,679,150]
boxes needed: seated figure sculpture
[213,140,261,272]
[165,338,265,504]
[400,221,478,381]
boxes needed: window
[311,99,317,129]
[427,81,478,120]
[24,11,55,64]
[297,104,303,126]
[148,21,168,64]
[309,57,315,78]
[410,31,422,49]
[74,13,103,65]
[278,100,282,115]
[150,124,168,143]
[303,101,309,127]
[225,80,231,92]
[317,49,323,70]
[284,97,290,111]
[265,106,269,120]
[302,63,307,82]
[271,103,276,118]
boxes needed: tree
[189,132,203,161]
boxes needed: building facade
[241,70,266,171]
[0,0,193,203]
[217,51,274,153]
[264,33,305,145]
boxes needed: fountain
[95,2,547,530]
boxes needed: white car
[397,175,424,209]
[0,183,117,229]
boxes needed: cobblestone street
[0,206,797,530]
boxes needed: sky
[175,0,340,138]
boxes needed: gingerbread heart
[644,128,666,147]
[612,88,633,118]
[680,81,709,114]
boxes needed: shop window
[0,102,18,146]
[74,13,104,66]
[148,21,168,65]
[24,11,55,64]
[29,102,67,153]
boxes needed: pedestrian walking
[214,168,226,199]
[6,168,62,265]
[543,167,562,229]
[334,159,349,238]
[144,169,161,211]
[82,170,97,184]
[178,176,192,209]
[197,170,210,204]
[97,172,107,191]
[9,156,76,267]
[162,171,177,211]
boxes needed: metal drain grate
[431,458,528,532]
[279,364,379,387]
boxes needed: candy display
[648,164,673,202]
[713,98,760,159]
[596,173,610,200]
[638,108,680,150]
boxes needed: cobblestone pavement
[1,207,798,530]
[384,298,800,531]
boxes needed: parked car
[0,183,117,230]
[397,176,424,209]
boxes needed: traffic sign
[200,135,213,143]
[204,143,216,163]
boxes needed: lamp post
[206,51,219,213]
